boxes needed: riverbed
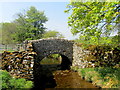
[53,70,99,88]
[40,64,99,89]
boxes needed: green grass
[72,67,120,88]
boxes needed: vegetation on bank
[0,70,33,89]
[72,67,120,88]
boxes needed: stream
[38,64,99,89]
[53,70,99,88]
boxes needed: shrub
[0,70,12,88]
[9,78,33,89]
[94,67,116,79]
[0,70,33,89]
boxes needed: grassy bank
[72,67,120,88]
[0,70,33,89]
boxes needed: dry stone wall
[1,38,120,81]
[72,44,120,68]
[72,43,94,68]
[1,43,36,80]
[87,45,120,67]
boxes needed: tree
[1,23,17,44]
[13,6,48,43]
[42,30,64,38]
[65,1,120,45]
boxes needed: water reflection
[37,64,60,89]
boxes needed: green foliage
[9,78,26,88]
[0,70,33,89]
[75,67,120,88]
[78,68,94,79]
[66,1,120,45]
[43,30,64,39]
[94,67,116,79]
[40,54,61,64]
[9,78,33,89]
[48,54,61,59]
[76,35,119,47]
[111,35,120,46]
[78,69,85,79]
[1,70,11,82]
[13,6,48,43]
[0,23,17,44]
[0,70,12,88]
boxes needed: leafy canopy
[14,6,48,43]
[43,30,64,38]
[65,1,120,44]
[1,23,17,44]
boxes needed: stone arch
[30,38,74,89]
[31,38,73,60]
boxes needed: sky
[0,1,79,40]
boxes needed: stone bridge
[2,38,90,88]
[28,38,91,88]
[2,39,90,75]
[30,38,73,69]
[2,38,120,89]
[29,38,90,68]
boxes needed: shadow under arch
[33,53,72,89]
[60,54,72,70]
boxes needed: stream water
[53,70,99,89]
[38,64,99,89]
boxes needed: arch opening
[40,53,72,70]
[40,54,62,64]
[33,53,72,89]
